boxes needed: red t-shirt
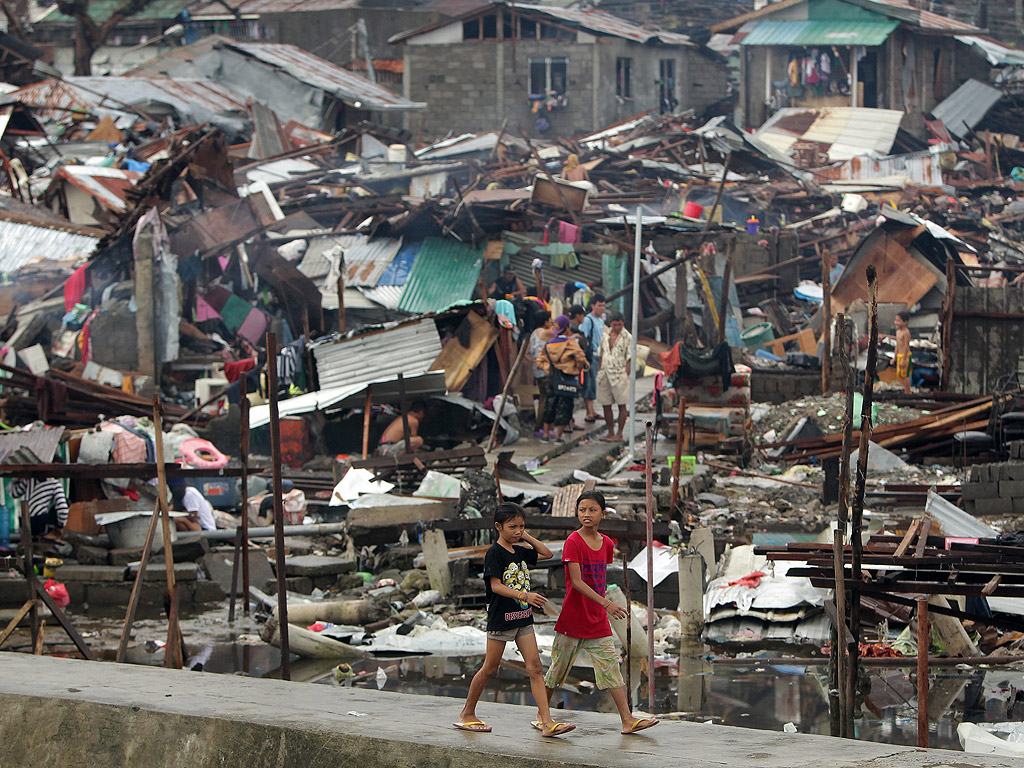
[554,530,615,639]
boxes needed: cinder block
[57,565,127,583]
[1002,463,1024,481]
[1013,497,1024,516]
[969,465,985,483]
[962,482,999,501]
[1000,480,1024,498]
[193,579,225,604]
[964,499,976,515]
[982,497,1015,516]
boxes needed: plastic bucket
[683,201,704,219]
[741,322,775,348]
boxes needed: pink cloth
[196,295,221,322]
[558,220,580,244]
[64,264,89,312]
[236,307,268,344]
[100,422,147,464]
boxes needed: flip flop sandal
[531,721,576,737]
[453,721,492,732]
[621,717,659,734]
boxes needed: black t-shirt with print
[483,542,539,632]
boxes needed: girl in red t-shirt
[539,490,659,735]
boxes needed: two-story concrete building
[389,1,729,139]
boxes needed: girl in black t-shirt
[453,503,576,737]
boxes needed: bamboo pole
[849,268,880,733]
[622,549,632,708]
[917,596,930,748]
[153,397,183,669]
[116,500,162,661]
[821,248,832,395]
[835,312,855,738]
[266,332,291,680]
[644,421,655,714]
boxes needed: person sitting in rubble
[169,478,216,532]
[561,153,589,183]
[488,267,525,300]
[376,401,427,456]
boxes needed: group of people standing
[525,294,633,444]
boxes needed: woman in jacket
[537,314,589,444]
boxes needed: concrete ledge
[0,654,1016,767]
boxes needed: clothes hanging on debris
[661,341,733,390]
[100,421,148,464]
[195,295,221,322]
[10,478,69,529]
[558,221,580,244]
[277,337,306,390]
[224,357,257,384]
[64,264,89,312]
[494,299,516,329]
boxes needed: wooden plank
[428,310,499,393]
[0,599,37,646]
[914,519,933,559]
[833,235,937,311]
[893,519,921,557]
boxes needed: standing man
[578,295,606,423]
[596,312,632,442]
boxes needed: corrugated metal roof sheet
[932,78,1003,139]
[190,0,358,15]
[299,235,403,288]
[0,426,64,464]
[311,318,443,390]
[0,218,99,272]
[357,285,404,309]
[378,241,420,287]
[217,41,425,111]
[54,165,141,211]
[740,19,897,46]
[755,107,904,162]
[955,35,1024,66]
[715,0,980,34]
[392,1,692,45]
[14,76,247,125]
[397,237,483,314]
[41,0,188,23]
[502,237,605,289]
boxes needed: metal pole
[917,596,930,748]
[266,332,290,680]
[622,549,632,708]
[239,372,250,616]
[629,206,642,455]
[644,421,655,714]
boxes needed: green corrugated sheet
[43,0,190,24]
[741,19,897,46]
[397,237,484,315]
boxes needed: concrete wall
[402,38,726,140]
[948,285,1024,395]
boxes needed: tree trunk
[74,18,95,76]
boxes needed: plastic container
[741,322,775,348]
[0,504,9,548]
[682,201,704,219]
[667,455,697,474]
[747,215,760,234]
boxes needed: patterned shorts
[544,631,624,691]
[487,624,535,643]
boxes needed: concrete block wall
[963,461,1024,516]
[750,369,821,404]
[948,285,1024,395]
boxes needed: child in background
[894,311,912,394]
[539,490,659,735]
[454,502,576,737]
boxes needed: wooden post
[33,619,45,655]
[701,154,732,233]
[421,529,452,597]
[239,373,251,617]
[717,253,732,345]
[266,331,291,681]
[644,421,655,714]
[821,248,832,395]
[677,552,703,639]
[228,525,242,623]
[361,385,373,460]
[917,596,930,748]
[152,396,182,669]
[833,526,849,738]
[485,338,529,453]
[397,373,413,455]
[669,395,686,514]
[337,264,346,334]
[20,500,39,651]
[849,268,880,733]
[116,500,162,662]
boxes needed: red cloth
[727,571,766,589]
[224,357,256,383]
[660,343,682,378]
[553,530,615,639]
[64,264,89,312]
